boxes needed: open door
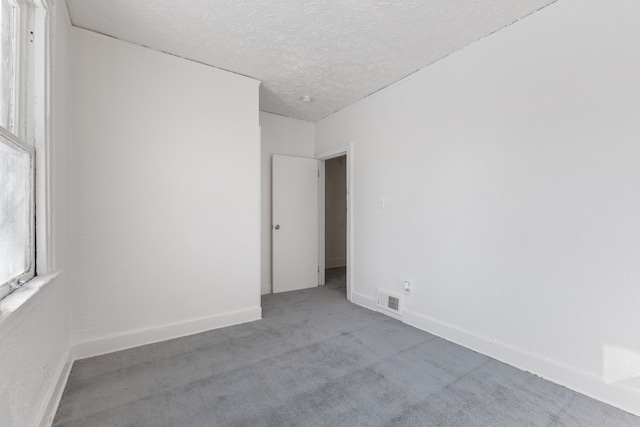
[272,154,318,293]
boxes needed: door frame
[316,142,354,302]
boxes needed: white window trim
[33,0,53,274]
[0,0,58,321]
[0,0,36,298]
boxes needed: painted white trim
[318,160,326,285]
[325,257,346,268]
[38,349,73,427]
[73,306,262,360]
[35,0,53,274]
[0,0,52,297]
[36,305,262,425]
[316,142,354,302]
[0,271,62,339]
[315,143,353,161]
[402,309,640,417]
[351,291,376,311]
[359,292,404,322]
[37,0,55,9]
[258,125,263,296]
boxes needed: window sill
[0,271,63,340]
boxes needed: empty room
[1,0,639,426]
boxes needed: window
[1,0,18,132]
[0,0,45,300]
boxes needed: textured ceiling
[65,0,556,122]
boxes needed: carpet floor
[53,268,639,426]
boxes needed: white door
[272,154,318,293]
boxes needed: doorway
[270,144,353,299]
[316,142,353,301]
[323,155,347,295]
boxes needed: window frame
[0,0,51,301]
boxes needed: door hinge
[318,266,320,273]
[318,169,320,177]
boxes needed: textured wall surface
[260,112,315,294]
[0,2,73,426]
[65,0,555,121]
[316,0,640,415]
[71,30,261,349]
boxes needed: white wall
[316,0,640,415]
[71,30,262,356]
[260,112,315,294]
[0,1,73,426]
[325,156,346,268]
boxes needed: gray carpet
[53,274,639,426]
[325,266,346,293]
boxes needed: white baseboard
[326,257,346,269]
[73,306,262,360]
[351,291,376,310]
[402,309,640,417]
[39,349,73,427]
[39,306,262,425]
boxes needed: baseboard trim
[73,306,262,360]
[39,349,73,427]
[403,308,640,417]
[326,258,346,269]
[351,291,376,310]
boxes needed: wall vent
[377,289,403,315]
